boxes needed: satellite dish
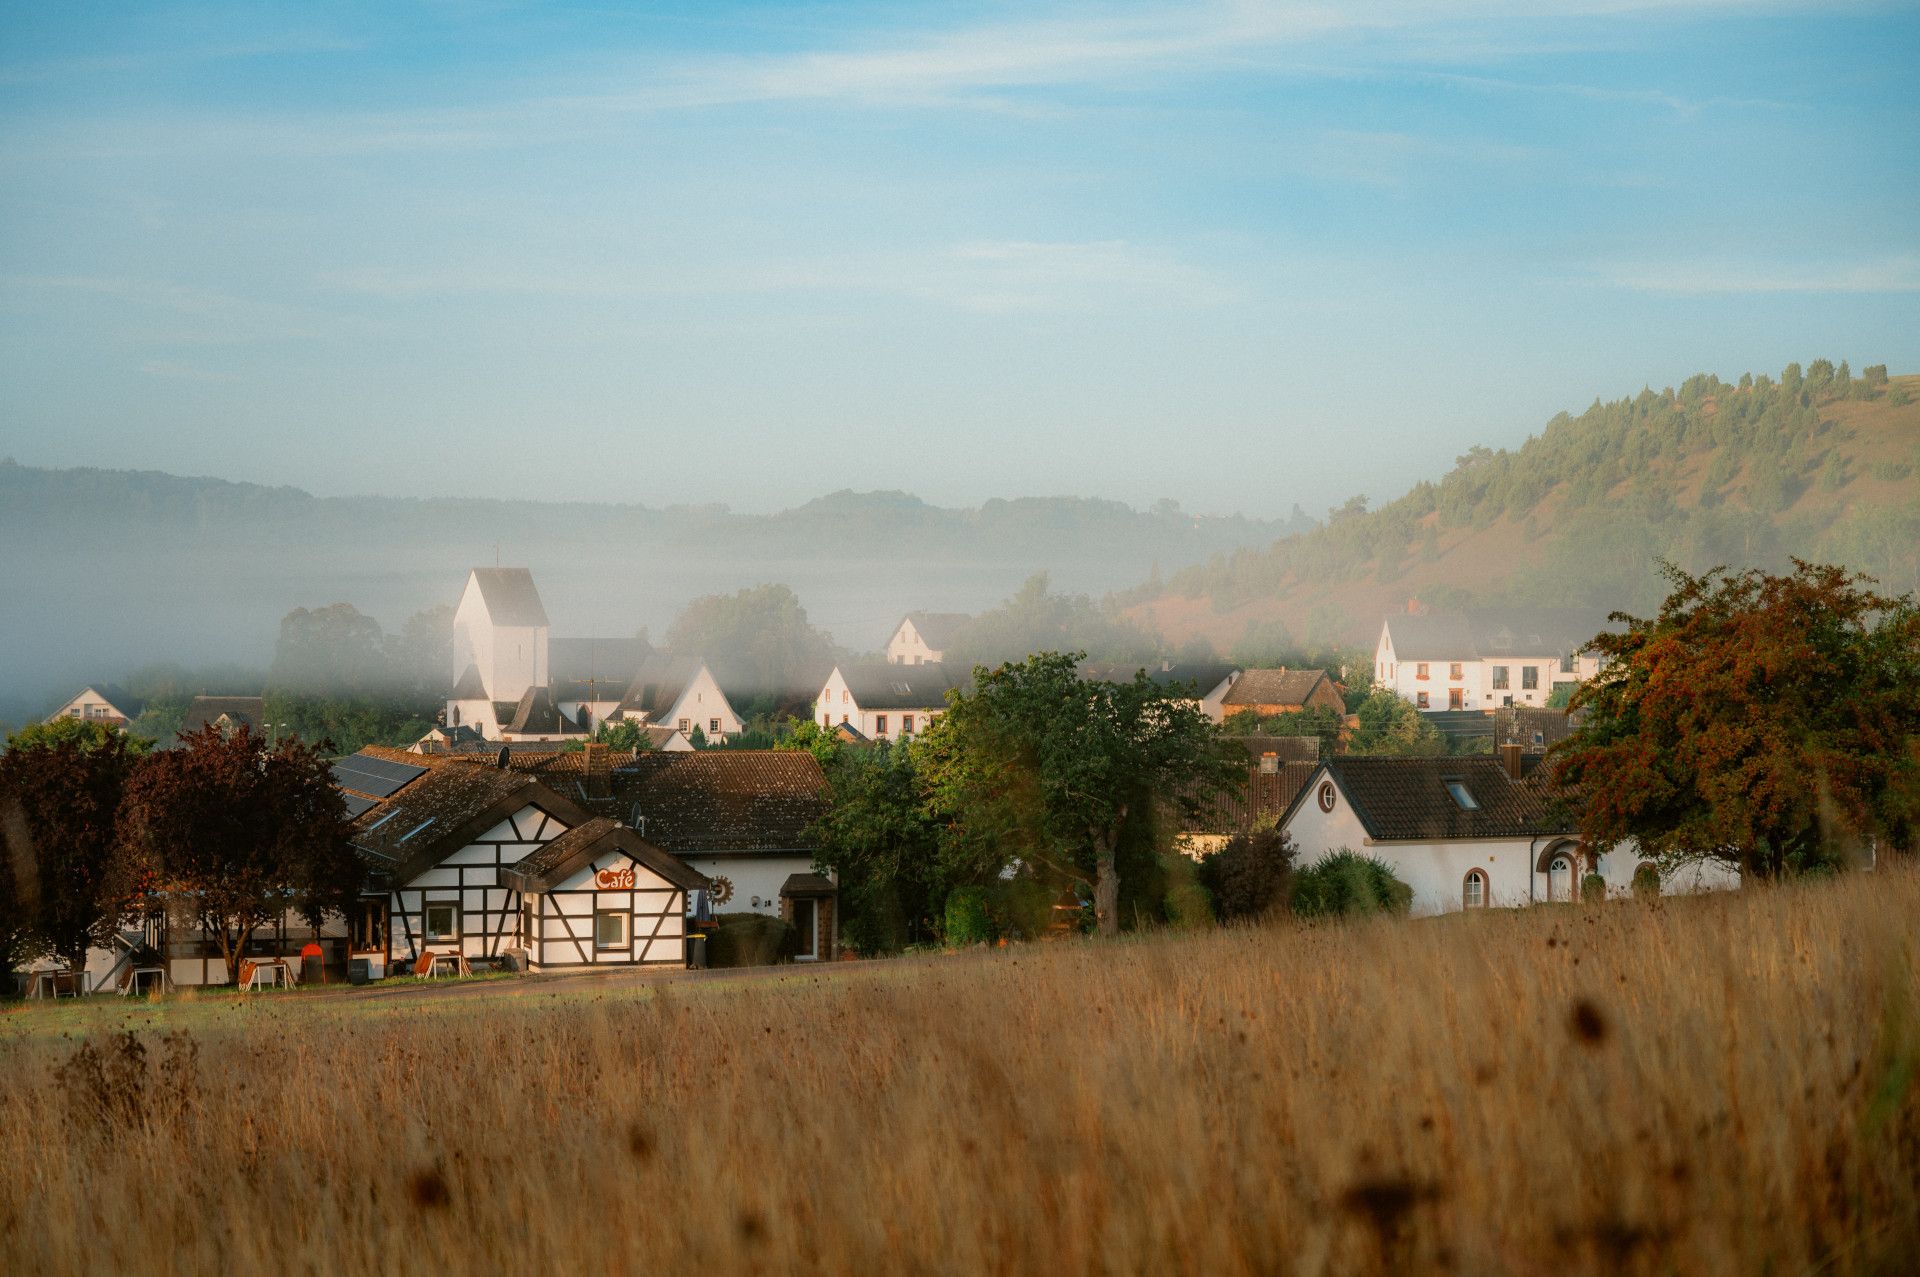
[496,746,510,770]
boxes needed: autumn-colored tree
[0,724,145,976]
[1555,561,1920,877]
[918,652,1234,936]
[112,725,363,983]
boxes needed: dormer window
[1444,780,1478,810]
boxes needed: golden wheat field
[3,869,1918,1276]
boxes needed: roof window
[1444,780,1479,811]
[365,808,402,831]
[398,818,437,842]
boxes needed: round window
[1317,781,1336,813]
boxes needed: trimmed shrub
[706,912,798,967]
[1198,828,1297,922]
[1291,850,1412,920]
[1581,872,1609,904]
[944,887,993,947]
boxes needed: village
[8,562,1767,998]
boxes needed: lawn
[3,868,1916,1274]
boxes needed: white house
[1081,659,1241,722]
[816,661,955,742]
[1374,609,1608,713]
[611,655,743,743]
[1277,747,1737,916]
[43,684,143,730]
[501,819,705,970]
[885,612,969,665]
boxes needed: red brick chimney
[583,742,612,799]
[1498,742,1525,781]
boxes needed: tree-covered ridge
[1128,361,1919,639]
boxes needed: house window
[423,902,460,943]
[1560,654,1577,674]
[1449,663,1463,681]
[841,690,849,704]
[1316,782,1336,813]
[1463,870,1488,909]
[1416,691,1430,709]
[709,718,721,734]
[1522,666,1539,691]
[594,910,629,951]
[901,714,914,735]
[1491,665,1510,689]
[1415,662,1429,680]
[678,718,691,732]
[875,715,888,736]
[1444,780,1478,810]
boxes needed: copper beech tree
[112,725,363,983]
[1554,560,1920,877]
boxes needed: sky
[1,0,1915,519]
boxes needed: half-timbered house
[501,818,705,969]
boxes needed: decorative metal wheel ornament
[711,875,735,904]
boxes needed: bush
[1291,850,1411,920]
[706,912,798,967]
[1632,863,1662,899]
[1198,828,1296,922]
[1580,872,1608,904]
[944,887,993,947]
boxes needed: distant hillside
[1123,361,1920,652]
[0,465,1306,707]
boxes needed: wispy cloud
[1594,254,1920,294]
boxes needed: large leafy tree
[664,583,835,700]
[112,725,364,983]
[0,723,145,975]
[918,652,1233,936]
[1554,561,1920,877]
[808,740,945,955]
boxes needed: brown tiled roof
[839,661,955,710]
[780,872,837,897]
[1222,668,1334,708]
[599,751,831,854]
[1184,761,1319,836]
[179,695,266,736]
[501,817,706,893]
[619,655,704,718]
[1226,735,1322,764]
[469,568,549,627]
[348,756,590,885]
[1493,706,1583,753]
[495,748,639,776]
[1302,756,1579,842]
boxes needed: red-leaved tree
[112,725,363,983]
[1554,560,1920,877]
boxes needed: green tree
[1347,689,1445,756]
[918,653,1234,936]
[5,716,154,756]
[664,584,835,698]
[1555,561,1920,878]
[810,740,944,954]
[593,719,653,751]
[1197,827,1296,921]
[270,603,388,696]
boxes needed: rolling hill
[1122,361,1920,653]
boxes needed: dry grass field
[4,869,1917,1276]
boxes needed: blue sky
[1,1,1915,517]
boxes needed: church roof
[450,663,487,700]
[550,636,652,685]
[469,568,549,628]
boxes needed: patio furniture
[241,959,292,991]
[29,970,82,999]
[123,966,171,997]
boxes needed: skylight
[398,818,437,842]
[365,808,402,831]
[1444,780,1479,811]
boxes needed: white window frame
[423,902,460,943]
[594,909,630,952]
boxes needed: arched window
[1463,869,1488,910]
[1548,853,1574,902]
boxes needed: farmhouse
[816,661,955,743]
[1374,609,1607,713]
[43,683,143,729]
[885,611,969,665]
[1278,746,1736,915]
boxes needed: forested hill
[1123,361,1920,652]
[0,465,1306,703]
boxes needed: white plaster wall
[686,856,816,915]
[662,665,742,740]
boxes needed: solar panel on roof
[330,755,427,798]
[341,793,376,818]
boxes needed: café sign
[595,866,637,889]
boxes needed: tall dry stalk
[2,868,1916,1275]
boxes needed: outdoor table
[243,960,293,991]
[29,971,80,999]
[126,967,170,996]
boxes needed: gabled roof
[179,696,265,736]
[1225,735,1322,764]
[450,663,487,700]
[1286,756,1580,843]
[599,751,831,854]
[468,568,549,628]
[1184,760,1320,836]
[501,817,706,893]
[48,683,145,721]
[1493,706,1583,753]
[343,747,592,886]
[837,661,955,710]
[620,655,707,718]
[506,686,581,736]
[1222,668,1335,708]
[902,611,970,650]
[1382,610,1611,660]
[549,636,652,686]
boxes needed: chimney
[1498,742,1525,781]
[583,742,612,800]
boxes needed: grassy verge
[2,869,1916,1274]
